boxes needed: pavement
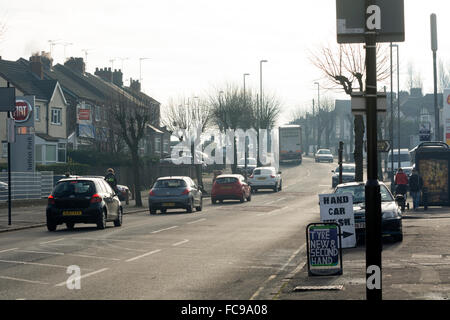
[278,202,450,300]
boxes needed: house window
[51,108,62,125]
[45,144,57,162]
[58,143,66,162]
[154,137,161,154]
[35,105,41,122]
[35,145,43,163]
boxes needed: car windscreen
[334,185,393,203]
[335,166,355,173]
[53,180,95,197]
[318,150,331,154]
[388,153,410,162]
[154,179,187,188]
[253,169,273,175]
[215,177,238,184]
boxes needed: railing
[0,171,54,201]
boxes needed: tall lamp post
[259,60,268,166]
[314,82,320,149]
[390,44,400,171]
[243,73,250,180]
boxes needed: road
[0,157,337,300]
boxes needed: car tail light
[90,194,102,203]
[149,189,155,196]
[182,188,190,195]
[48,195,55,205]
[271,175,275,178]
[249,175,254,179]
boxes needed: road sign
[319,193,356,248]
[336,0,405,43]
[377,140,390,152]
[0,87,16,112]
[306,223,343,276]
[351,92,387,115]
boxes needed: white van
[387,149,411,174]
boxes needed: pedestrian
[105,168,119,194]
[394,167,408,197]
[408,168,423,210]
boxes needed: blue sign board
[307,223,343,276]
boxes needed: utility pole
[431,14,439,141]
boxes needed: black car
[334,181,403,243]
[331,163,356,188]
[46,177,123,231]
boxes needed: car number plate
[355,222,365,229]
[221,186,232,190]
[163,203,175,207]
[63,211,82,216]
[257,177,266,180]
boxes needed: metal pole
[396,45,400,170]
[243,73,249,180]
[7,81,12,226]
[431,14,439,141]
[365,0,382,301]
[390,43,394,189]
[315,82,320,149]
[258,60,267,166]
[312,99,315,153]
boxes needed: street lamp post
[390,43,394,189]
[390,44,400,171]
[139,57,151,89]
[314,82,320,149]
[243,73,250,180]
[259,60,268,166]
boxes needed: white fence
[0,171,54,201]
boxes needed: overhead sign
[306,223,343,276]
[377,140,390,152]
[336,0,405,43]
[351,92,387,115]
[12,99,33,123]
[0,87,16,112]
[319,193,356,248]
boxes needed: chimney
[112,69,123,87]
[64,57,86,74]
[94,67,112,82]
[30,55,43,79]
[130,78,141,93]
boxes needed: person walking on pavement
[408,168,423,210]
[105,168,119,195]
[394,168,409,197]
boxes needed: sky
[0,0,449,125]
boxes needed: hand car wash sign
[319,193,356,248]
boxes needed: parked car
[331,163,356,188]
[148,176,202,214]
[46,177,123,231]
[248,167,282,192]
[117,184,130,205]
[0,181,8,192]
[211,174,251,204]
[334,181,403,242]
[315,149,333,163]
[237,157,257,176]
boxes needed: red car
[211,174,251,204]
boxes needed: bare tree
[439,59,450,93]
[109,91,158,207]
[309,43,391,182]
[406,61,423,92]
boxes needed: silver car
[148,176,202,214]
[248,167,282,192]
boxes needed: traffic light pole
[365,0,383,301]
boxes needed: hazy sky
[0,0,449,125]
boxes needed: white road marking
[55,268,109,287]
[40,238,65,245]
[0,276,49,285]
[0,259,74,269]
[172,239,189,247]
[187,218,206,225]
[17,250,64,256]
[0,248,19,254]
[151,226,178,234]
[265,197,286,205]
[126,249,162,262]
[15,250,120,261]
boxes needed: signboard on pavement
[306,223,343,276]
[336,0,405,43]
[319,193,356,248]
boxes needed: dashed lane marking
[172,239,189,247]
[40,238,65,245]
[151,226,178,234]
[0,248,19,254]
[55,268,109,287]
[187,219,206,225]
[126,249,162,262]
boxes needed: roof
[0,58,58,101]
[216,174,244,178]
[156,176,191,180]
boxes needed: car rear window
[215,177,238,184]
[154,179,187,188]
[335,166,355,173]
[253,169,273,175]
[53,180,95,197]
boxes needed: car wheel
[273,183,278,192]
[187,199,193,213]
[114,207,123,227]
[125,193,129,205]
[393,233,403,242]
[279,181,282,191]
[150,208,157,215]
[161,208,167,214]
[97,210,107,230]
[196,198,203,211]
[211,198,217,204]
[247,193,251,202]
[240,194,245,203]
[47,221,57,232]
[66,222,75,230]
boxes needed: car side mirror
[278,171,282,174]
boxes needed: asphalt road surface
[0,157,337,300]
